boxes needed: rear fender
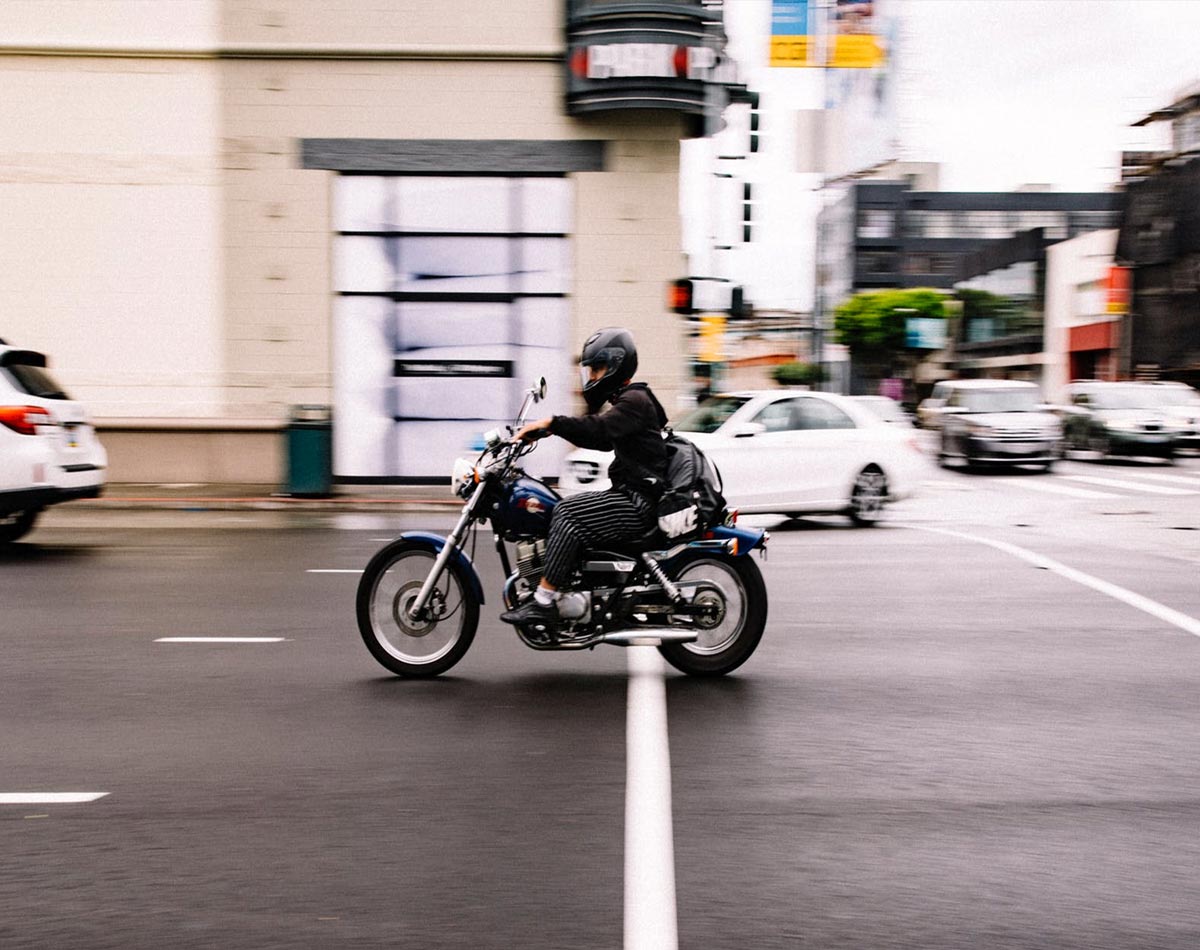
[397,531,485,604]
[669,523,766,560]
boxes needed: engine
[514,539,546,583]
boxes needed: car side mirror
[730,422,766,438]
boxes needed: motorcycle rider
[500,327,668,632]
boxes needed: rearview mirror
[530,377,547,402]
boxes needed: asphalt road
[3,452,1200,949]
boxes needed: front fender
[397,531,486,605]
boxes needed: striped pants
[543,488,654,588]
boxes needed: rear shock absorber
[641,552,683,604]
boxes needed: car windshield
[672,395,751,434]
[1131,385,1200,409]
[1,361,69,399]
[1086,386,1165,410]
[960,388,1042,412]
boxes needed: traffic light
[668,278,696,315]
[748,91,760,154]
[742,182,753,243]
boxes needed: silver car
[936,380,1062,471]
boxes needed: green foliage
[770,361,827,386]
[833,288,947,354]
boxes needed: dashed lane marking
[907,525,1200,639]
[154,637,287,643]
[0,793,109,804]
[1000,479,1120,499]
[1062,475,1197,495]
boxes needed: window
[332,176,574,478]
[753,399,797,432]
[857,209,895,239]
[794,398,856,430]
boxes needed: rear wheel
[356,541,479,678]
[0,509,39,544]
[657,553,766,677]
[848,466,888,526]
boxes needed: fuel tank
[496,474,560,537]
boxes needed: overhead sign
[565,1,740,118]
[1105,266,1131,314]
[770,0,886,69]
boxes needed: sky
[725,0,1200,193]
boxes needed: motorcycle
[356,379,769,678]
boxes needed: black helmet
[580,327,638,410]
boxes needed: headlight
[451,457,480,496]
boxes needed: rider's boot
[499,597,560,632]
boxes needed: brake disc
[392,580,444,638]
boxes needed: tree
[832,288,947,357]
[770,361,826,386]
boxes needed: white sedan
[558,390,929,526]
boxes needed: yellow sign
[698,314,726,364]
[769,35,816,68]
[829,34,885,69]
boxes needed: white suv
[0,341,106,542]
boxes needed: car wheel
[0,509,39,544]
[848,466,887,527]
[1088,431,1111,458]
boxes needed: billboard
[770,0,886,69]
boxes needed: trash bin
[285,405,333,497]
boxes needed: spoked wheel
[657,553,767,677]
[848,466,888,526]
[0,509,39,544]
[355,541,479,678]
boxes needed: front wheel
[356,540,479,678]
[657,553,767,677]
[0,509,39,544]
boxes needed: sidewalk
[73,482,463,512]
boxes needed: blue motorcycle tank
[497,475,560,537]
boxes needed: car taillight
[0,405,55,435]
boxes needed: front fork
[407,489,484,621]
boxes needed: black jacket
[549,383,669,498]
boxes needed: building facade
[1119,82,1200,388]
[0,0,736,482]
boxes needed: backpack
[655,430,728,540]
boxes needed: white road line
[625,646,678,950]
[0,793,109,804]
[307,569,364,574]
[908,525,1200,638]
[1002,479,1120,499]
[1118,471,1200,486]
[154,637,287,643]
[1063,475,1196,495]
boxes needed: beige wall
[218,58,690,421]
[1,1,697,480]
[0,55,225,417]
